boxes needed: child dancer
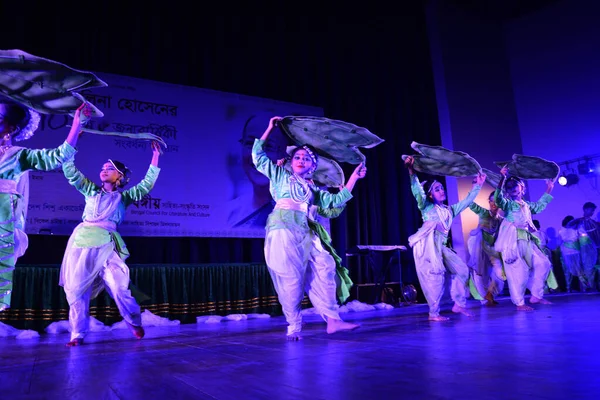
[494,166,554,311]
[405,156,486,321]
[59,141,161,346]
[467,191,505,306]
[558,216,585,292]
[0,102,86,313]
[276,157,353,305]
[531,219,559,292]
[253,116,365,340]
[568,202,599,290]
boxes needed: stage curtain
[1,264,313,332]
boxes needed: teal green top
[62,161,160,252]
[252,139,352,231]
[63,161,160,223]
[494,188,552,229]
[0,141,77,226]
[0,141,78,309]
[0,141,77,181]
[410,174,481,234]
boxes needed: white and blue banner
[23,72,323,237]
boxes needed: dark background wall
[504,0,600,246]
[4,0,594,287]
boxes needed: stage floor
[2,293,599,400]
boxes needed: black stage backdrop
[3,7,445,287]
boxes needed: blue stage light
[578,161,595,175]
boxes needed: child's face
[583,207,596,218]
[429,182,446,203]
[100,162,122,185]
[506,182,524,200]
[291,149,315,176]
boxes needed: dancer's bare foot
[452,304,474,317]
[126,322,145,339]
[286,332,302,341]
[326,318,360,334]
[428,315,450,321]
[516,304,534,311]
[530,296,552,305]
[66,338,84,347]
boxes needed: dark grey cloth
[0,49,106,116]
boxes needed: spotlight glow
[558,175,567,186]
[558,172,579,187]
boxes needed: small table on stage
[346,245,407,304]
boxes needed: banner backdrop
[21,72,323,238]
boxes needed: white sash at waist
[274,198,308,214]
[81,220,117,232]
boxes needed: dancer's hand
[545,179,554,193]
[73,102,93,132]
[276,158,287,167]
[151,141,161,156]
[66,103,93,147]
[474,171,486,186]
[404,156,415,175]
[268,116,283,130]
[351,163,367,179]
[344,163,367,192]
[151,141,161,166]
[260,116,283,141]
[500,164,509,176]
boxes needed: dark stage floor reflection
[1,293,599,400]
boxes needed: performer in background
[557,215,585,292]
[404,155,486,321]
[467,191,505,307]
[253,116,365,341]
[494,166,554,311]
[568,202,599,291]
[532,219,559,293]
[59,141,161,347]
